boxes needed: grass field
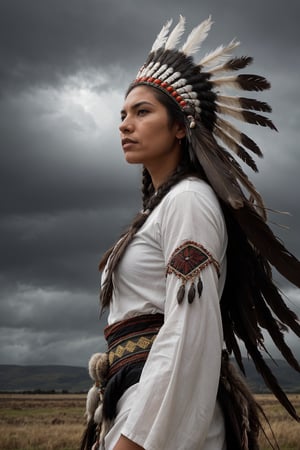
[0,393,299,449]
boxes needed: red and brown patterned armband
[166,240,220,304]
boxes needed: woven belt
[104,313,164,380]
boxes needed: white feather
[151,19,173,51]
[217,95,242,109]
[94,403,103,424]
[212,75,243,90]
[199,39,239,67]
[165,15,186,50]
[181,16,213,55]
[86,385,99,421]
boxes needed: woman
[82,16,300,450]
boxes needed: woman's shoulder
[167,176,217,203]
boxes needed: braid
[142,167,154,209]
[100,164,193,310]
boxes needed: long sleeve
[120,180,227,450]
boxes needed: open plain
[0,393,299,450]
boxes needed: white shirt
[103,178,228,450]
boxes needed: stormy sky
[1,0,300,368]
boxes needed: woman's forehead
[123,85,158,108]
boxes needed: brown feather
[242,110,277,130]
[216,104,277,131]
[217,95,272,113]
[245,343,299,421]
[254,292,300,372]
[240,97,272,113]
[214,144,267,219]
[215,116,263,157]
[209,56,253,74]
[226,56,253,71]
[214,124,258,171]
[197,278,203,297]
[188,282,196,303]
[213,74,271,92]
[237,74,271,91]
[234,205,300,288]
[190,128,245,210]
[240,133,262,157]
[177,284,185,304]
[257,257,300,336]
[221,204,300,421]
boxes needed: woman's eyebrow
[120,100,154,115]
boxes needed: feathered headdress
[131,15,276,220]
[130,16,300,424]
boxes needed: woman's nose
[119,116,134,133]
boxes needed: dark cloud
[2,0,299,93]
[1,0,299,367]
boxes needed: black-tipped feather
[189,127,245,210]
[257,258,300,336]
[254,291,300,372]
[237,74,271,91]
[214,125,259,171]
[219,204,300,421]
[241,133,263,157]
[226,56,253,71]
[240,97,272,113]
[242,111,277,130]
[234,205,300,288]
[245,343,299,421]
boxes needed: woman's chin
[124,153,144,165]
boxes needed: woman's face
[119,86,185,172]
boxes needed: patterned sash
[104,313,164,381]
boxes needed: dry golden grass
[256,394,300,450]
[0,393,299,449]
[0,394,86,450]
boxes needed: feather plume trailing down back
[234,205,300,288]
[189,126,245,210]
[188,123,268,218]
[181,15,213,55]
[221,205,300,422]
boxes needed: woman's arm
[113,435,144,450]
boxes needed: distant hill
[0,364,90,392]
[0,359,299,393]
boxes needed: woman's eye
[137,109,148,116]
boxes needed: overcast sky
[1,0,300,369]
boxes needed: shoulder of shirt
[165,177,217,203]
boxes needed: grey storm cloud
[1,0,300,367]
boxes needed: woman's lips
[122,138,138,150]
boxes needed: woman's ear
[175,123,186,140]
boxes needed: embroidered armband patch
[166,240,220,304]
